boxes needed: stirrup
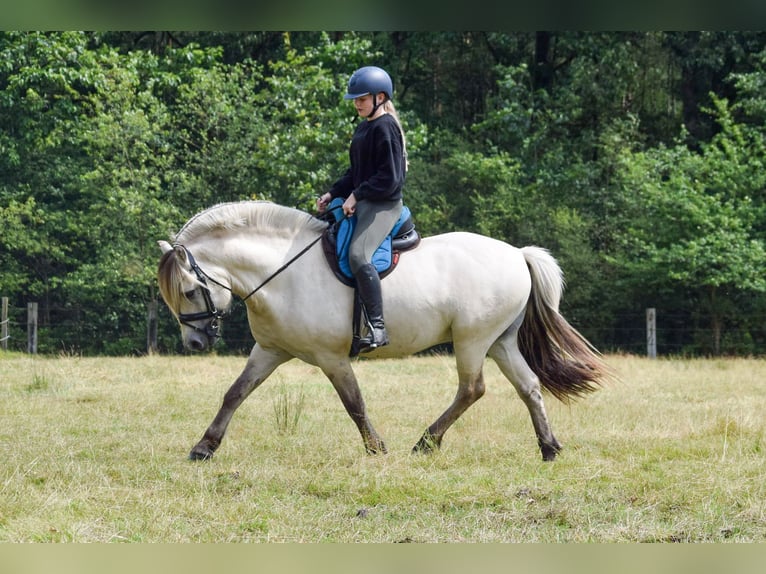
[358,326,389,353]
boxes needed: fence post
[147,300,158,354]
[1,297,8,351]
[646,307,656,359]
[27,302,38,354]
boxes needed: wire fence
[0,298,179,356]
[2,296,765,357]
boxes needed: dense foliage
[2,31,766,355]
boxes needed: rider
[317,65,407,352]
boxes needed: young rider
[317,66,407,352]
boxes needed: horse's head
[157,241,233,352]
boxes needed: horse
[157,200,611,462]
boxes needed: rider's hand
[316,193,331,213]
[342,193,357,217]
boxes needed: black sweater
[329,113,405,203]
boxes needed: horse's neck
[191,227,317,299]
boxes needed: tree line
[2,31,765,355]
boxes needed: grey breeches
[349,199,403,275]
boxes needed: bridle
[176,246,226,344]
[173,230,326,345]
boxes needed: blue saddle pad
[326,198,412,280]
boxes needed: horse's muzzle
[179,315,221,352]
[186,332,210,352]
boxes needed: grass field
[0,352,764,542]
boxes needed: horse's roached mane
[174,201,327,243]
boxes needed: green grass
[0,352,764,542]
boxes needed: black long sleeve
[329,114,405,203]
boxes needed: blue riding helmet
[344,66,394,101]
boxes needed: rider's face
[353,93,383,118]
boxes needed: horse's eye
[184,289,196,300]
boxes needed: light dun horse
[158,201,610,462]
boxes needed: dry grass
[0,352,764,542]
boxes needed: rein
[242,232,324,301]
[174,219,332,336]
[177,231,325,303]
[174,210,345,344]
[181,210,345,301]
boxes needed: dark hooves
[412,433,441,454]
[365,440,388,455]
[188,449,214,461]
[540,440,562,462]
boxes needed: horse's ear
[173,244,188,265]
[158,241,188,266]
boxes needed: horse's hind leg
[413,344,486,453]
[321,360,387,454]
[488,332,561,461]
[189,344,291,461]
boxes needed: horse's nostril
[188,337,206,352]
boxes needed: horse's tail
[518,246,612,403]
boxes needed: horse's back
[417,231,521,257]
[393,231,528,289]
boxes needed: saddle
[320,198,421,287]
[319,198,421,356]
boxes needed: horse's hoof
[188,446,214,461]
[412,433,441,454]
[365,441,388,455]
[539,439,562,461]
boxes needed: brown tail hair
[517,246,614,403]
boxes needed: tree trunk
[709,285,721,355]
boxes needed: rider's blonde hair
[382,100,408,172]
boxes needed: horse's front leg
[321,360,387,455]
[189,344,291,461]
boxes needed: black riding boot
[354,263,389,352]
